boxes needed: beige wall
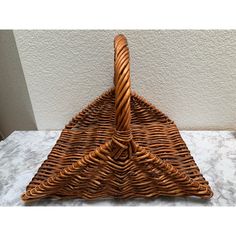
[13,30,236,130]
[0,30,36,138]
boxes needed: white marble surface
[0,131,235,206]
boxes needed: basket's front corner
[21,140,114,202]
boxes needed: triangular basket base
[22,89,213,202]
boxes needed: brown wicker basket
[22,34,213,202]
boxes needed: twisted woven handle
[114,34,131,131]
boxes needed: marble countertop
[0,131,235,206]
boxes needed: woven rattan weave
[22,34,213,202]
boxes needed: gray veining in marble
[0,131,235,206]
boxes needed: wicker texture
[22,34,213,202]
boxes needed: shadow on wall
[0,30,37,139]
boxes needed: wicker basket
[22,34,213,202]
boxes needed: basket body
[22,35,213,202]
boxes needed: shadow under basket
[22,34,213,202]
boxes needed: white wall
[0,30,36,138]
[14,30,236,130]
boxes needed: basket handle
[114,34,131,131]
[112,35,134,160]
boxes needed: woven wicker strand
[22,34,213,202]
